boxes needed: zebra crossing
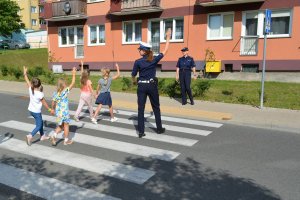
[0,108,223,199]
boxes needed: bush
[12,67,22,79]
[162,80,181,98]
[222,89,233,96]
[192,80,211,97]
[237,95,248,104]
[158,79,166,91]
[0,65,8,76]
[121,77,132,91]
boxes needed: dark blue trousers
[137,83,162,133]
[179,70,194,104]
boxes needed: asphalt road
[0,92,299,200]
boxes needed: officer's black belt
[179,68,191,71]
[138,78,155,84]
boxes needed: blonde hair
[81,71,89,88]
[101,68,110,85]
[56,78,66,94]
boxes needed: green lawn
[0,48,48,68]
[0,48,299,110]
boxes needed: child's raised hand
[115,63,119,69]
[23,66,28,74]
[72,67,77,75]
[80,60,84,66]
[166,28,172,40]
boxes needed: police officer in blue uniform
[132,29,172,138]
[176,47,197,105]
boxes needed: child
[73,60,94,122]
[23,66,53,146]
[91,63,120,124]
[50,67,76,146]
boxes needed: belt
[180,68,191,71]
[138,80,150,83]
[138,78,155,84]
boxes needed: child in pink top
[74,60,95,122]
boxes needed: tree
[0,0,25,37]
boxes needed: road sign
[265,9,272,34]
[260,9,272,109]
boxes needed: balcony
[240,36,259,56]
[197,0,265,7]
[110,0,162,16]
[48,0,87,21]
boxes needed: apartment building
[45,0,300,72]
[14,0,42,30]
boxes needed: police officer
[131,29,172,138]
[176,47,197,105]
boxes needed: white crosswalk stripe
[40,115,199,147]
[83,106,223,128]
[0,163,121,200]
[0,107,223,199]
[70,110,212,136]
[0,120,180,161]
[0,134,155,185]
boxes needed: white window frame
[88,25,106,46]
[148,17,184,44]
[31,6,37,13]
[207,12,234,40]
[122,20,142,44]
[31,19,37,26]
[87,0,105,4]
[242,9,293,38]
[58,26,84,48]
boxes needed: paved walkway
[0,80,299,133]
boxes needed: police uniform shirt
[176,56,196,70]
[132,53,164,80]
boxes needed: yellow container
[205,61,222,73]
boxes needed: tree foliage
[0,0,25,36]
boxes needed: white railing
[240,36,259,56]
[121,0,160,9]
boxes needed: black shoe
[182,102,187,105]
[157,128,166,134]
[191,101,194,105]
[138,133,146,138]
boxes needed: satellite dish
[63,2,71,15]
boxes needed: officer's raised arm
[162,28,172,56]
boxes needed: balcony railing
[240,36,259,56]
[197,0,265,7]
[111,0,162,16]
[50,0,87,21]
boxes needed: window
[242,10,292,38]
[39,6,44,13]
[31,19,37,26]
[39,19,46,25]
[31,6,37,13]
[88,25,105,45]
[148,18,184,46]
[207,13,234,40]
[266,10,291,36]
[58,26,83,47]
[123,21,142,44]
[162,18,184,42]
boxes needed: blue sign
[265,9,272,34]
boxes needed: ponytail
[146,50,154,62]
[31,86,35,95]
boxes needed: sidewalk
[0,80,299,133]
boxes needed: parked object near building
[26,30,47,48]
[1,39,30,50]
[43,0,300,72]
